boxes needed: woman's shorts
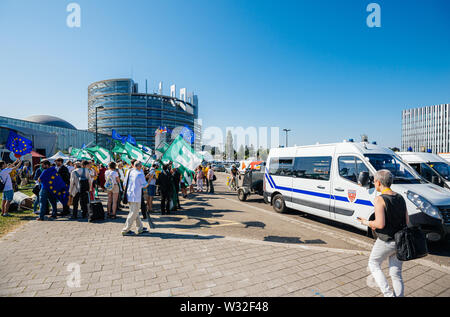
[147,184,156,197]
[2,190,14,202]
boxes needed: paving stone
[0,203,448,298]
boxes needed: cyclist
[229,164,239,190]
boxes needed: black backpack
[76,169,90,193]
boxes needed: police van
[264,141,450,242]
[397,152,450,190]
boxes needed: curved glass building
[88,78,199,148]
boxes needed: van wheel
[272,194,286,213]
[238,189,248,201]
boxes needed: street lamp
[283,129,291,148]
[95,106,104,145]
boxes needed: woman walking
[358,169,409,297]
[196,166,204,192]
[105,162,121,219]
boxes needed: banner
[124,142,152,166]
[156,142,170,154]
[85,146,113,166]
[40,166,69,205]
[161,135,203,172]
[112,129,137,146]
[70,148,92,161]
[112,141,128,155]
[120,154,132,165]
[6,130,32,157]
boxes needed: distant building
[0,115,106,157]
[402,104,450,153]
[88,78,199,149]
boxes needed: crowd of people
[1,156,217,235]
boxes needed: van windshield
[430,162,450,181]
[364,154,422,184]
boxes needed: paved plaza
[0,194,449,297]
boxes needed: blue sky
[0,0,449,149]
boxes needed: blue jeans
[33,194,40,212]
[39,188,58,220]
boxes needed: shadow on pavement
[130,231,225,240]
[243,221,266,229]
[264,235,326,245]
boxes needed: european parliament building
[402,104,450,154]
[88,78,200,150]
[0,115,104,157]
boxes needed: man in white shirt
[0,159,22,216]
[66,161,75,174]
[122,161,149,235]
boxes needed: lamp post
[95,106,104,145]
[283,129,291,148]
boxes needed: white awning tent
[47,151,70,163]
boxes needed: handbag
[213,174,217,181]
[395,226,428,261]
[32,184,41,196]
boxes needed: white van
[264,141,450,242]
[439,153,450,163]
[397,152,450,190]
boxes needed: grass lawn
[0,183,37,237]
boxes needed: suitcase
[88,200,105,222]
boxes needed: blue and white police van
[264,141,450,242]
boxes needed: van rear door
[266,156,293,203]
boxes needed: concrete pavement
[0,190,449,297]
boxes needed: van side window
[338,156,369,183]
[293,157,332,181]
[269,158,293,176]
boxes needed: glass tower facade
[88,79,198,148]
[402,104,450,154]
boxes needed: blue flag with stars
[40,167,69,205]
[6,130,32,156]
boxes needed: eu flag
[40,167,69,205]
[6,131,32,156]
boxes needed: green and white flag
[112,141,127,155]
[120,154,132,165]
[137,143,152,155]
[85,146,113,166]
[124,142,152,166]
[161,135,203,172]
[70,148,92,161]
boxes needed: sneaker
[138,228,149,235]
[121,230,135,236]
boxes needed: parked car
[212,164,226,172]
